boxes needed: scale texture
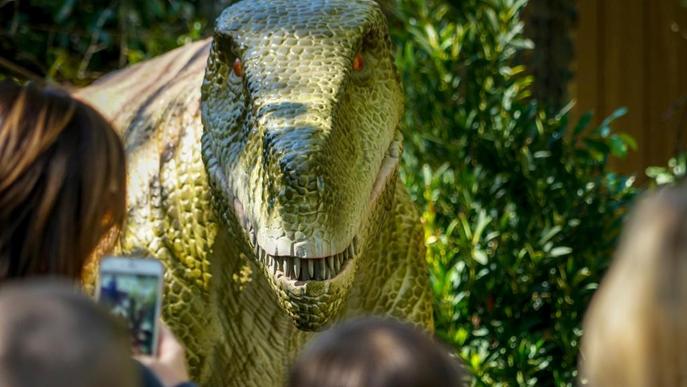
[79,1,433,385]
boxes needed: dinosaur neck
[203,227,313,387]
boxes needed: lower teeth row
[254,244,356,281]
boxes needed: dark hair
[287,317,466,387]
[0,81,126,280]
[0,280,136,387]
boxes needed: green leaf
[608,135,629,158]
[56,0,77,23]
[599,107,628,136]
[550,247,573,257]
[472,210,491,245]
[573,112,593,135]
[472,249,488,265]
[539,226,562,245]
[618,133,638,150]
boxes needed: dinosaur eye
[233,58,243,77]
[352,52,364,71]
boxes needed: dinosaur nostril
[352,52,364,71]
[233,58,243,77]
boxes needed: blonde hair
[580,182,687,386]
[0,81,126,280]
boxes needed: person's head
[0,81,126,280]
[580,182,687,387]
[0,280,137,387]
[287,317,466,387]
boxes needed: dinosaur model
[79,1,433,385]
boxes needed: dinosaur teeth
[285,258,293,277]
[318,260,325,280]
[293,241,313,258]
[312,261,319,281]
[256,236,360,281]
[294,258,301,280]
[277,237,292,257]
[308,261,314,281]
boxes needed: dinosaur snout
[249,97,363,263]
[263,125,324,176]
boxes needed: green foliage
[390,0,637,385]
[0,0,230,85]
[647,152,687,186]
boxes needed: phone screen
[98,269,162,355]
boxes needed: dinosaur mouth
[234,136,401,283]
[252,237,359,281]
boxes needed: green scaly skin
[79,1,432,386]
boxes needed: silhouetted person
[0,280,137,387]
[287,317,466,387]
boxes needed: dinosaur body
[79,1,432,386]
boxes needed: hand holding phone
[97,256,164,356]
[136,322,191,387]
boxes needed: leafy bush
[0,0,227,85]
[390,0,637,385]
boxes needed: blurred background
[571,0,687,178]
[1,0,685,385]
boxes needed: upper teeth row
[254,242,356,281]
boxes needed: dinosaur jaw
[252,237,358,282]
[224,136,401,330]
[233,133,402,289]
[233,135,401,286]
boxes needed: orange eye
[233,58,243,77]
[352,52,364,71]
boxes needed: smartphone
[97,256,164,356]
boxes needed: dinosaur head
[200,0,403,330]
